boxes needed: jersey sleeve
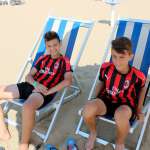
[34,56,44,71]
[139,73,146,88]
[99,63,108,81]
[64,57,73,73]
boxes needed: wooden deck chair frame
[76,18,150,150]
[2,16,94,143]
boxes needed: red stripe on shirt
[64,57,72,71]
[119,70,133,103]
[127,84,135,107]
[43,58,61,87]
[34,56,49,80]
[105,66,115,95]
[111,74,121,102]
[36,58,53,82]
[50,62,64,88]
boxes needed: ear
[59,41,62,50]
[60,40,62,46]
[130,54,134,61]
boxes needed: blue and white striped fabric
[107,19,150,77]
[33,17,82,66]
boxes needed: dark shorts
[17,82,56,109]
[97,95,136,121]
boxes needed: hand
[34,82,48,95]
[136,112,144,123]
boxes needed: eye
[112,55,116,58]
[120,56,125,59]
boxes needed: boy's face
[45,38,61,55]
[111,49,133,72]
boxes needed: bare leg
[19,93,44,150]
[0,84,20,140]
[114,105,132,150]
[82,99,107,150]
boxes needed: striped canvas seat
[106,19,150,76]
[34,17,86,63]
[76,18,150,150]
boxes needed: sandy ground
[0,0,150,149]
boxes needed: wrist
[32,81,37,88]
[47,89,51,95]
[137,107,143,113]
[137,112,144,115]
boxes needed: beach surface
[0,0,150,149]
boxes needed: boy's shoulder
[39,54,48,59]
[61,55,70,62]
[101,62,113,69]
[132,66,146,80]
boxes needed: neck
[51,52,61,59]
[118,65,130,74]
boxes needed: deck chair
[9,0,24,5]
[2,16,94,143]
[76,18,150,150]
[102,0,120,26]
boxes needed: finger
[39,88,47,95]
[42,86,48,91]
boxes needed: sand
[0,0,150,149]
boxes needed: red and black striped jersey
[33,54,72,89]
[98,62,146,108]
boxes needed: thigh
[0,84,20,99]
[38,93,56,109]
[115,105,132,120]
[24,92,44,110]
[84,98,107,116]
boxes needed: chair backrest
[105,19,150,77]
[103,0,120,5]
[89,19,150,100]
[17,16,93,82]
[32,16,93,68]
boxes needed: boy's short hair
[44,31,60,42]
[111,37,132,54]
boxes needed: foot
[19,144,29,150]
[85,132,96,150]
[104,143,114,150]
[0,128,11,141]
[115,144,125,150]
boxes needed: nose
[50,46,55,50]
[115,58,121,66]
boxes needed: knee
[0,86,4,99]
[114,106,131,124]
[23,102,35,113]
[82,102,96,120]
[0,86,3,92]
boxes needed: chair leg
[62,73,81,103]
[43,88,67,143]
[3,102,10,114]
[73,73,82,92]
[136,106,150,150]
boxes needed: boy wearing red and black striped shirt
[83,37,146,150]
[0,31,73,150]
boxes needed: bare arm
[25,67,37,85]
[46,72,73,95]
[137,86,147,113]
[25,67,48,94]
[136,86,147,121]
[95,80,104,97]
